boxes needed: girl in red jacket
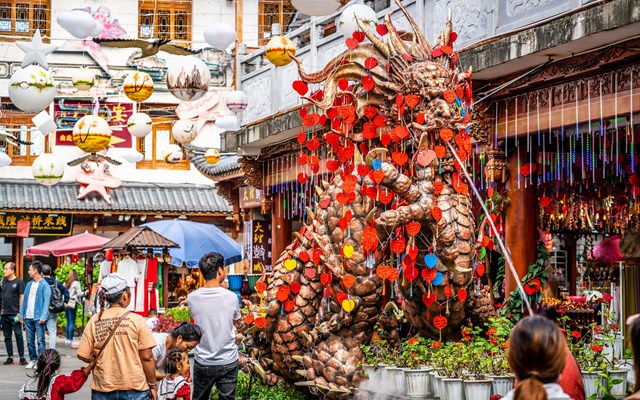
[19,349,94,400]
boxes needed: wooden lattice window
[139,0,191,46]
[258,0,295,46]
[0,0,50,39]
[136,119,189,170]
[0,113,48,166]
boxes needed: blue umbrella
[142,219,242,267]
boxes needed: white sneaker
[32,363,37,369]
[25,361,35,369]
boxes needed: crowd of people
[2,252,639,400]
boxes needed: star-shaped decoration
[75,160,121,204]
[16,29,57,69]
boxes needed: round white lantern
[0,152,11,167]
[225,90,248,112]
[164,144,183,163]
[72,115,112,153]
[171,119,197,144]
[32,153,65,186]
[8,65,56,113]
[292,0,342,16]
[123,71,154,102]
[118,148,144,163]
[214,115,239,131]
[338,4,377,38]
[72,67,95,91]
[166,57,210,102]
[127,112,153,138]
[203,23,237,50]
[204,148,221,164]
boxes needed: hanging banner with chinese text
[251,220,272,274]
[53,100,133,148]
[0,213,73,236]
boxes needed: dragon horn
[355,17,390,58]
[393,0,432,57]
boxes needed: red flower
[602,294,613,303]
[461,328,471,336]
[571,331,581,339]
[591,345,603,353]
[489,337,497,345]
[557,309,566,315]
[431,341,441,349]
[410,352,418,358]
[407,337,419,346]
[487,327,497,336]
[594,325,602,333]
[524,278,541,295]
[463,335,471,341]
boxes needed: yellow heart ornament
[284,259,297,271]
[343,245,354,259]
[342,299,356,312]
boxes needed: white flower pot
[430,371,439,398]
[386,367,401,394]
[612,337,624,360]
[363,364,379,381]
[582,371,605,399]
[443,378,464,400]
[489,375,515,396]
[405,367,432,397]
[463,379,493,400]
[609,369,628,398]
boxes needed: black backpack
[49,280,65,313]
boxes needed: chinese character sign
[54,100,133,148]
[0,213,73,236]
[239,186,263,209]
[251,221,272,274]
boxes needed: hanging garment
[146,257,159,310]
[135,257,147,313]
[117,256,138,311]
[99,260,112,281]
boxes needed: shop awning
[0,179,232,215]
[26,231,110,257]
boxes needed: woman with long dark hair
[626,314,640,399]
[64,270,82,345]
[76,273,158,400]
[503,315,572,400]
[153,323,202,379]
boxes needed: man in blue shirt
[19,261,51,369]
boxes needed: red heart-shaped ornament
[433,316,448,330]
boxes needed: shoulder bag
[92,310,131,362]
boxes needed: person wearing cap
[77,273,158,400]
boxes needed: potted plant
[401,336,432,397]
[485,317,516,396]
[439,341,466,400]
[460,325,494,400]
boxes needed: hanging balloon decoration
[204,148,221,164]
[214,115,240,131]
[265,36,296,67]
[72,115,112,153]
[71,67,95,91]
[166,57,211,101]
[0,152,11,167]
[123,71,154,102]
[57,10,103,39]
[291,0,343,16]
[8,65,56,113]
[127,112,153,138]
[32,153,65,186]
[118,148,144,163]
[203,23,237,50]
[171,119,197,144]
[164,144,184,163]
[337,4,377,38]
[225,90,248,112]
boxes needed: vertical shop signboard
[251,221,272,274]
[243,221,253,271]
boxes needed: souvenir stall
[101,226,178,315]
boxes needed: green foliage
[594,370,623,400]
[500,242,551,322]
[210,371,310,400]
[165,307,191,323]
[0,260,5,275]
[55,260,98,329]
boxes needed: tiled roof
[0,179,232,215]
[103,226,179,249]
[185,145,241,180]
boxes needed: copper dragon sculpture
[240,1,495,397]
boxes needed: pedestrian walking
[18,348,94,400]
[63,270,82,345]
[42,264,69,350]
[19,261,51,369]
[76,273,158,400]
[188,252,241,400]
[153,323,202,379]
[158,349,191,400]
[1,261,26,365]
[502,315,573,400]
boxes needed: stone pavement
[0,334,90,399]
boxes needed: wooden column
[566,236,578,296]
[504,144,538,299]
[11,237,23,279]
[271,191,291,263]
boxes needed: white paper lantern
[123,71,154,102]
[127,112,153,138]
[118,148,144,163]
[163,144,183,163]
[8,65,56,113]
[171,119,197,144]
[338,4,377,38]
[214,115,239,131]
[225,90,248,112]
[292,0,342,16]
[32,153,65,186]
[0,152,11,167]
[72,67,95,91]
[203,23,237,50]
[57,10,103,39]
[204,148,221,164]
[166,57,210,102]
